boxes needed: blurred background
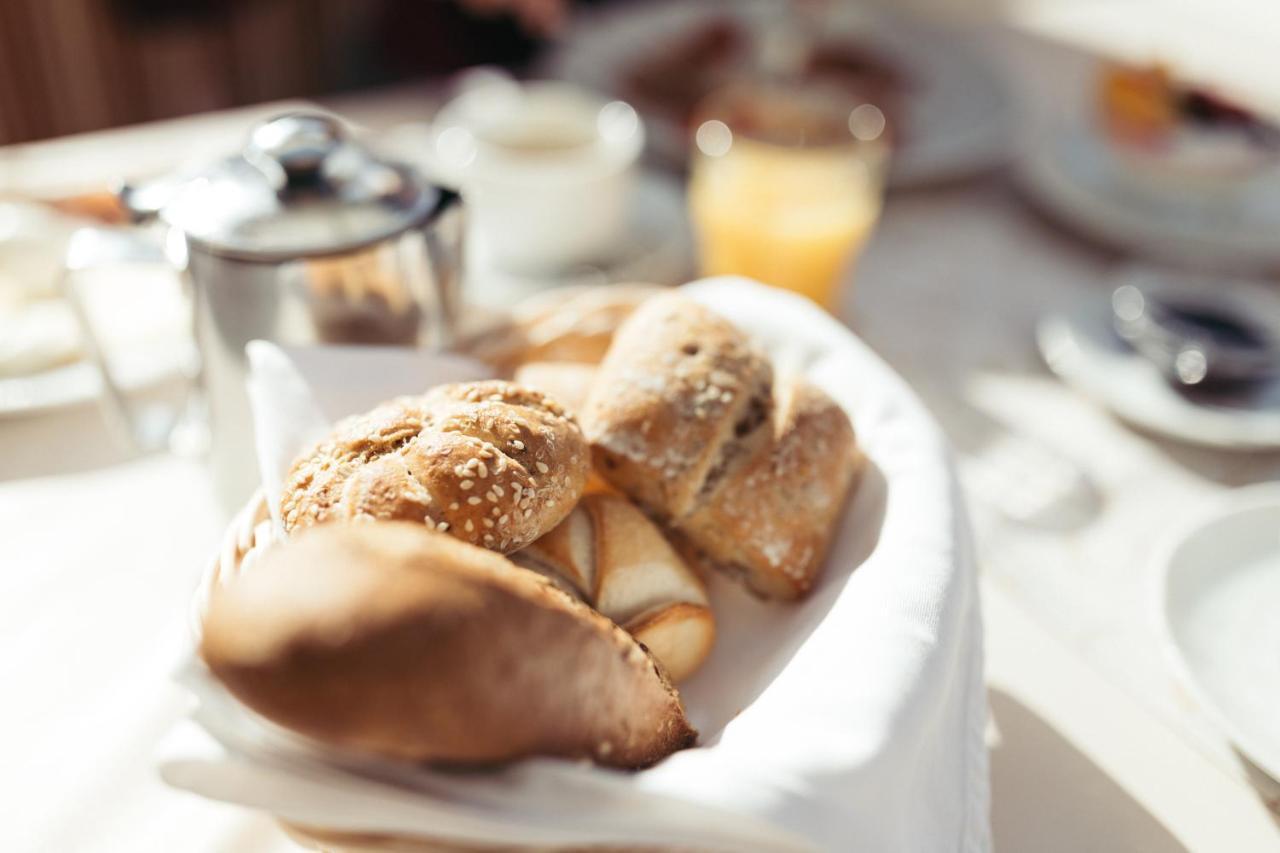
[3,1,1280,851]
[0,0,565,145]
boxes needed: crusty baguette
[514,494,715,682]
[201,522,696,769]
[280,381,589,554]
[580,295,859,600]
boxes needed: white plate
[545,1,1013,187]
[1018,128,1280,272]
[1036,282,1280,451]
[1157,484,1280,782]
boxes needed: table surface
[3,15,1280,853]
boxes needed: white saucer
[1157,484,1280,782]
[546,0,1012,187]
[1018,127,1280,272]
[1036,277,1280,451]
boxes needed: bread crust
[675,380,861,599]
[281,381,589,554]
[200,522,697,769]
[582,293,774,519]
[581,295,859,600]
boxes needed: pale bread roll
[200,522,696,769]
[468,283,664,371]
[511,361,597,416]
[581,295,859,600]
[281,381,589,554]
[514,494,714,682]
[511,361,619,496]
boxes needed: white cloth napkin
[160,277,990,852]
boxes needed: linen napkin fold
[162,277,990,852]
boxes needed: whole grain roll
[281,381,589,554]
[200,522,696,768]
[672,379,861,600]
[580,294,860,600]
[581,293,773,519]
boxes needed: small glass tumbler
[688,81,889,309]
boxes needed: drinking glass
[688,81,888,309]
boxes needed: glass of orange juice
[688,81,889,309]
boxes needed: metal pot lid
[160,112,443,261]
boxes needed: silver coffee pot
[64,111,464,509]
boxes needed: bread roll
[671,380,860,599]
[280,381,589,554]
[581,295,859,600]
[514,494,714,682]
[511,361,598,416]
[468,283,664,371]
[201,522,696,769]
[582,293,774,520]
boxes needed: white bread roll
[514,494,714,683]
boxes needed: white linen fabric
[159,277,990,852]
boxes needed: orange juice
[690,139,881,307]
[687,82,888,309]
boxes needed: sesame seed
[720,391,732,403]
[467,496,482,505]
[524,508,533,518]
[499,514,509,524]
[535,461,549,474]
[483,518,494,528]
[484,533,495,543]
[486,492,498,503]
[546,500,556,509]
[460,480,474,490]
[477,461,488,478]
[449,502,459,511]
[521,498,532,509]
[437,521,449,532]
[491,506,500,516]
[464,520,474,532]
[492,485,504,497]
[512,439,525,450]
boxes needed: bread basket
[167,278,989,852]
